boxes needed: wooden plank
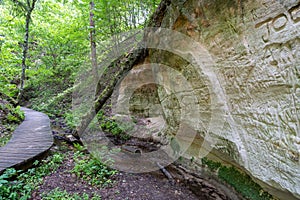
[0,160,24,165]
[0,144,53,150]
[3,141,53,146]
[0,151,39,156]
[0,149,49,155]
[0,143,51,149]
[0,154,45,161]
[0,146,49,152]
[0,107,53,173]
[0,154,38,160]
[10,138,53,141]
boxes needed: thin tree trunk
[19,12,30,100]
[90,1,97,78]
[18,0,37,102]
[74,0,172,138]
[75,48,147,138]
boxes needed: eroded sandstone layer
[115,0,299,199]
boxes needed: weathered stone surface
[114,0,300,199]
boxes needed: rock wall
[115,0,300,199]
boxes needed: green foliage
[64,110,80,129]
[5,113,19,123]
[71,150,117,186]
[0,102,24,147]
[0,133,12,146]
[15,106,24,119]
[1,0,160,119]
[30,85,74,117]
[73,143,87,152]
[201,157,273,200]
[98,112,131,140]
[0,4,24,100]
[0,153,64,200]
[7,106,25,123]
[0,168,21,200]
[41,188,101,200]
[91,0,160,38]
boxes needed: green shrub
[0,104,25,147]
[13,106,25,121]
[0,153,65,200]
[6,113,19,123]
[98,112,131,141]
[71,150,117,186]
[4,105,24,123]
[0,133,12,146]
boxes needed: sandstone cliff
[113,0,300,199]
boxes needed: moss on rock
[202,157,274,200]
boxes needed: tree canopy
[0,0,159,116]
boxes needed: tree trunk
[75,48,147,138]
[17,0,37,102]
[74,0,172,138]
[18,11,30,101]
[89,1,98,78]
[74,1,99,138]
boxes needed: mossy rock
[202,157,274,200]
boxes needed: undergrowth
[41,187,101,200]
[0,131,12,147]
[97,111,131,141]
[0,153,64,200]
[0,103,25,147]
[71,144,117,186]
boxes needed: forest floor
[29,116,201,200]
[32,146,199,200]
[0,107,229,200]
[26,106,237,200]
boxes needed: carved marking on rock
[263,39,298,68]
[289,4,300,23]
[272,14,288,31]
[255,3,300,43]
[254,18,272,28]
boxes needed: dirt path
[33,150,199,200]
[42,117,238,200]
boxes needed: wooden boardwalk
[0,107,53,173]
